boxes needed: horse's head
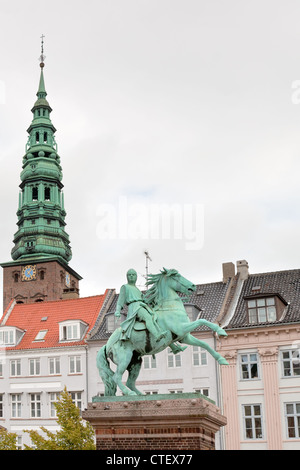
[145,268,196,306]
[160,268,196,296]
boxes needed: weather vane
[39,34,46,67]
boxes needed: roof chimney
[222,262,235,283]
[236,260,249,280]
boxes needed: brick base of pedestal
[82,393,226,451]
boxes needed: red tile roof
[0,292,108,350]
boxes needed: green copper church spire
[10,38,72,263]
[36,64,46,96]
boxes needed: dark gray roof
[188,280,230,323]
[227,269,300,329]
[89,279,231,341]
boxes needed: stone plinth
[82,393,227,450]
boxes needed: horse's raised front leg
[181,333,229,365]
[173,319,227,338]
[197,319,227,337]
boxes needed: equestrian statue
[96,268,228,396]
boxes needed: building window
[185,304,200,321]
[29,358,40,376]
[30,393,41,418]
[105,314,125,333]
[106,314,117,333]
[10,359,21,377]
[70,391,82,410]
[34,330,47,341]
[240,353,259,380]
[16,436,22,450]
[285,403,300,439]
[60,321,84,342]
[32,187,38,201]
[49,392,60,418]
[64,324,78,340]
[11,394,22,418]
[25,240,35,249]
[167,348,181,368]
[49,357,60,375]
[242,404,263,439]
[69,356,81,374]
[169,390,183,394]
[0,394,3,418]
[0,329,14,346]
[192,346,207,366]
[59,320,87,343]
[247,297,277,323]
[194,388,209,397]
[0,360,3,377]
[143,355,157,369]
[282,350,300,377]
[44,187,51,201]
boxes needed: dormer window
[105,312,124,333]
[59,320,88,342]
[246,294,287,324]
[0,327,24,346]
[0,329,14,345]
[248,297,276,323]
[67,324,78,340]
[185,304,201,321]
[106,314,115,333]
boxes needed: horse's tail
[96,345,117,396]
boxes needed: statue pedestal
[82,393,226,450]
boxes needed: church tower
[1,39,82,311]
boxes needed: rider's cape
[120,300,154,340]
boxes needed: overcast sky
[1,0,300,300]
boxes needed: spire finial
[39,34,46,68]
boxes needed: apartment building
[0,294,106,448]
[218,262,300,450]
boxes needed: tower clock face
[22,265,37,281]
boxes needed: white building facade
[0,346,88,448]
[0,294,106,448]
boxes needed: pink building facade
[217,262,300,450]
